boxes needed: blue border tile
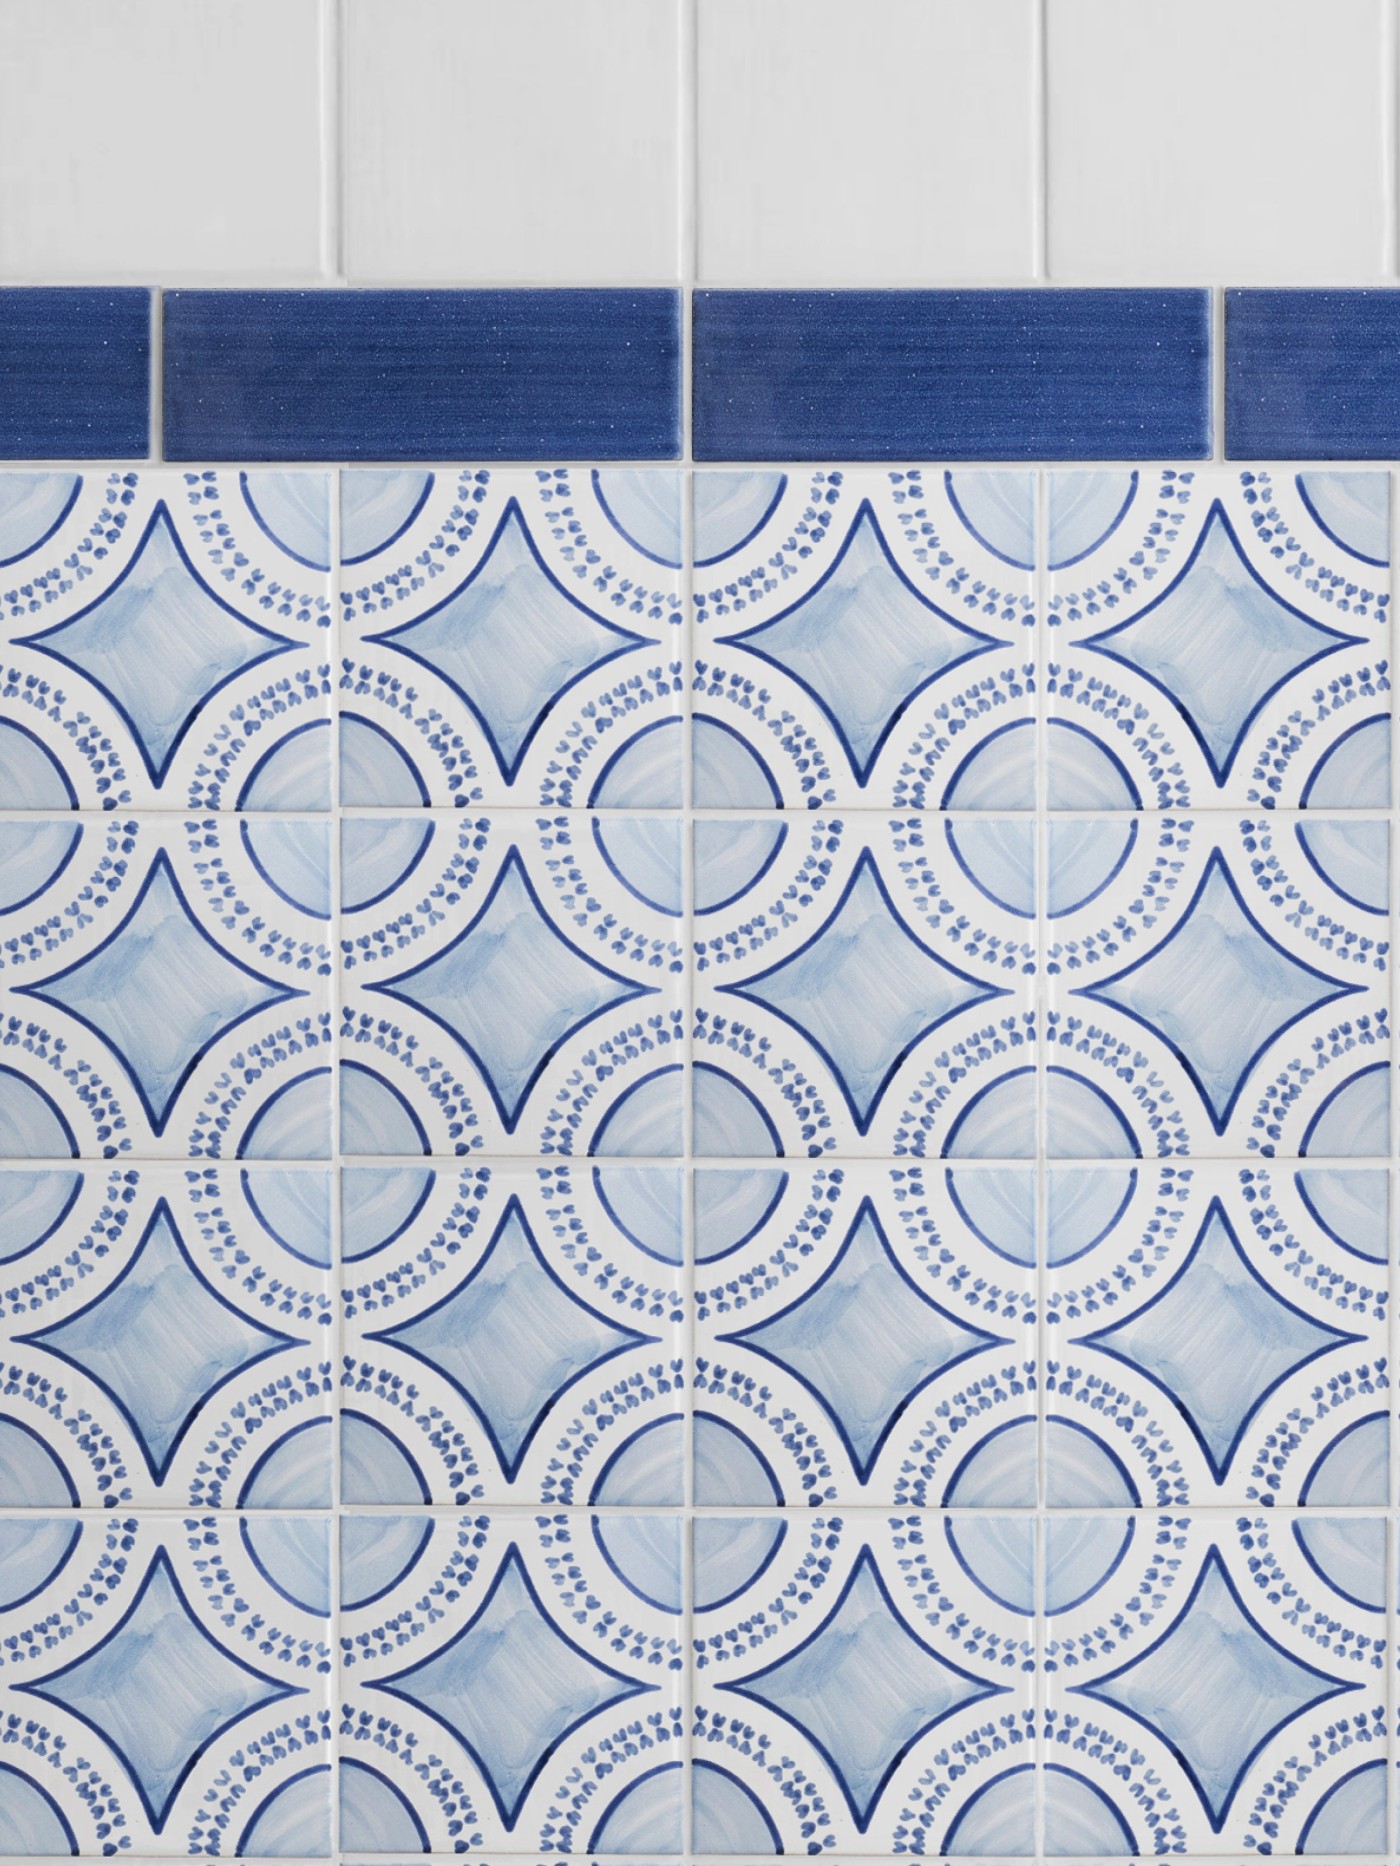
[0,289,150,459]
[1227,290,1400,459]
[163,290,683,462]
[693,290,1212,461]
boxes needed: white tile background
[0,0,1395,286]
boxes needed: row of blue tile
[0,1508,1391,1856]
[7,286,1400,462]
[0,1158,1390,1514]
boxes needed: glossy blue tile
[0,289,150,459]
[694,816,1036,1156]
[1046,1164,1388,1506]
[0,817,334,1159]
[341,1162,684,1505]
[1227,289,1400,458]
[0,1515,332,1853]
[694,1164,1035,1506]
[0,469,332,810]
[341,1513,682,1851]
[693,290,1212,461]
[1045,1514,1384,1852]
[1046,466,1390,808]
[1046,815,1389,1157]
[162,290,683,462]
[692,1513,1034,1851]
[339,815,684,1156]
[0,1166,333,1508]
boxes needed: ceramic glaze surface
[2,1,1399,1855]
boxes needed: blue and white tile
[340,468,682,807]
[0,469,332,811]
[341,1163,684,1505]
[341,1512,683,1853]
[1045,1164,1389,1507]
[1046,814,1389,1156]
[692,1512,1035,1853]
[693,1164,1035,1505]
[1046,468,1390,809]
[0,1513,331,1854]
[0,1165,332,1510]
[340,813,684,1156]
[694,815,1036,1156]
[1044,1513,1387,1854]
[0,816,333,1159]
[692,468,1035,809]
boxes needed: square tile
[697,0,1036,284]
[340,814,684,1155]
[0,1513,332,1853]
[1046,1163,1389,1506]
[692,468,1034,809]
[694,815,1036,1155]
[0,1165,332,1509]
[340,1512,683,1852]
[0,0,324,281]
[1047,0,1389,284]
[1044,1513,1387,1853]
[340,468,682,807]
[694,1164,1035,1505]
[1045,814,1389,1156]
[1046,467,1390,809]
[0,816,333,1158]
[343,0,682,282]
[692,1512,1035,1852]
[342,1163,684,1505]
[0,469,333,810]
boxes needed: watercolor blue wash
[2,1519,332,1851]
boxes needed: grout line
[1033,465,1048,1857]
[5,456,1394,474]
[326,465,343,1859]
[1387,0,1399,279]
[323,0,346,284]
[1,1154,1395,1171]
[3,1503,1394,1520]
[10,806,1400,824]
[1389,460,1399,1863]
[1034,0,1049,282]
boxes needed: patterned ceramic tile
[1046,467,1390,808]
[691,468,1034,808]
[0,1513,332,1854]
[0,816,333,1159]
[694,815,1036,1156]
[693,1164,1035,1505]
[0,469,332,810]
[1045,1163,1389,1506]
[341,1163,684,1505]
[0,1165,332,1509]
[1045,814,1389,1156]
[340,468,683,807]
[340,813,684,1156]
[692,1512,1035,1852]
[340,1511,683,1852]
[1044,1513,1387,1853]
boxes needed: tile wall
[0,3,1398,1864]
